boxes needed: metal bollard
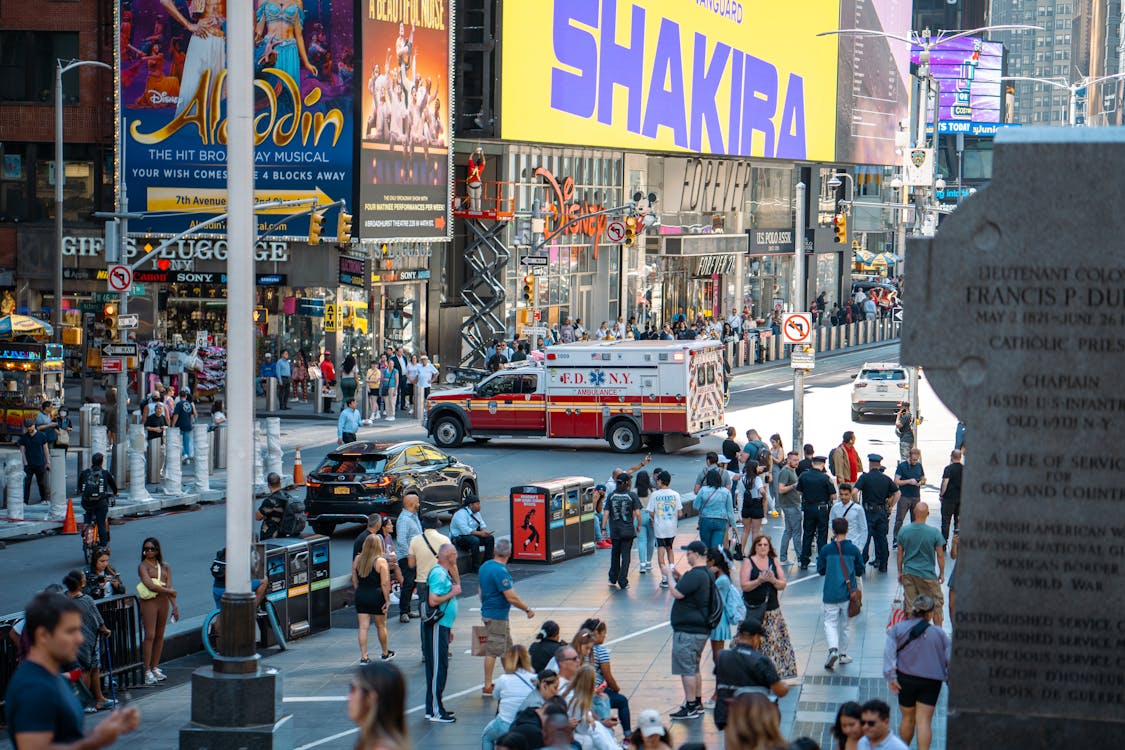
[311,377,324,414]
[265,418,283,478]
[359,381,370,421]
[415,384,424,420]
[147,437,163,484]
[48,448,67,520]
[213,425,227,470]
[265,377,279,412]
[254,420,266,493]
[6,455,24,520]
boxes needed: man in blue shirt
[893,448,926,543]
[478,539,534,696]
[424,543,461,723]
[18,419,51,507]
[257,352,276,396]
[275,349,292,410]
[6,592,139,746]
[449,495,494,572]
[817,517,865,670]
[337,398,362,444]
[171,389,196,463]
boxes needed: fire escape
[452,183,513,365]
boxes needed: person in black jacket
[78,453,118,547]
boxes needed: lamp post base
[179,666,292,750]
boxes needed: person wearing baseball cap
[712,619,789,730]
[883,594,950,750]
[667,540,713,720]
[627,708,672,748]
[855,453,899,572]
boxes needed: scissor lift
[452,181,515,366]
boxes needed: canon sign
[62,236,290,262]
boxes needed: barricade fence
[725,318,899,368]
[0,594,144,720]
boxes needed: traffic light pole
[792,181,807,450]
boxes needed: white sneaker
[838,655,853,664]
[152,667,167,681]
[386,416,395,422]
[145,670,157,685]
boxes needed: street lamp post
[1002,72,1125,125]
[54,59,110,341]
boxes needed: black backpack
[210,548,226,583]
[279,494,307,537]
[80,469,108,510]
[705,574,725,630]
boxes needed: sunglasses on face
[143,547,156,552]
[861,720,881,727]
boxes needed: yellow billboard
[500,0,841,162]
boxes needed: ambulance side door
[519,373,547,433]
[469,373,523,431]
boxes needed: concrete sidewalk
[16,491,950,750]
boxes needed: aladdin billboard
[117,0,355,238]
[500,0,842,162]
[359,0,453,241]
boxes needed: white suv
[851,362,913,421]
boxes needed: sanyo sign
[62,236,290,262]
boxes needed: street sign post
[790,347,816,370]
[107,264,133,293]
[781,312,813,344]
[605,221,626,244]
[102,342,138,358]
[117,313,139,330]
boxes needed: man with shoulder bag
[817,517,865,670]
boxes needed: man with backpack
[712,620,789,730]
[171,388,196,463]
[78,452,118,546]
[668,540,721,720]
[255,472,305,539]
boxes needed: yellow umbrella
[0,315,53,341]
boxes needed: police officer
[796,456,836,570]
[854,454,900,573]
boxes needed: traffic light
[103,302,118,341]
[336,209,353,245]
[308,209,325,245]
[624,215,638,247]
[833,213,847,244]
[521,274,537,304]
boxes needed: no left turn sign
[605,221,626,244]
[107,265,133,293]
[781,312,813,344]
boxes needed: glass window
[419,446,448,464]
[0,31,80,103]
[750,166,794,229]
[520,374,538,394]
[318,455,388,474]
[478,374,521,397]
[403,446,428,464]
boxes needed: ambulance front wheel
[432,415,465,448]
[607,420,642,453]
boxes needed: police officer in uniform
[795,456,836,570]
[854,454,900,573]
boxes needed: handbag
[470,624,489,657]
[887,585,908,631]
[836,541,863,618]
[136,582,158,600]
[695,488,718,530]
[742,559,772,624]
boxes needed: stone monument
[904,128,1125,744]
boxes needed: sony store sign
[62,236,290,262]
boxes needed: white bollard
[254,420,266,493]
[162,428,184,496]
[91,426,109,465]
[48,448,67,520]
[193,423,210,492]
[127,424,152,504]
[6,455,24,520]
[266,417,283,478]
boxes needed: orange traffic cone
[61,498,78,535]
[292,444,304,486]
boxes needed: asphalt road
[0,342,903,620]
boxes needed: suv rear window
[859,369,906,381]
[317,455,388,474]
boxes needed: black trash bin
[510,477,594,564]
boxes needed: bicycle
[201,600,287,659]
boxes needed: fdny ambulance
[424,340,726,453]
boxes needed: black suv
[305,440,477,536]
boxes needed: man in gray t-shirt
[775,451,802,563]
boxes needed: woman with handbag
[693,469,736,550]
[740,535,797,679]
[136,536,178,685]
[292,352,309,403]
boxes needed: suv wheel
[311,521,336,536]
[432,415,465,448]
[851,407,862,422]
[607,420,641,453]
[460,481,476,504]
